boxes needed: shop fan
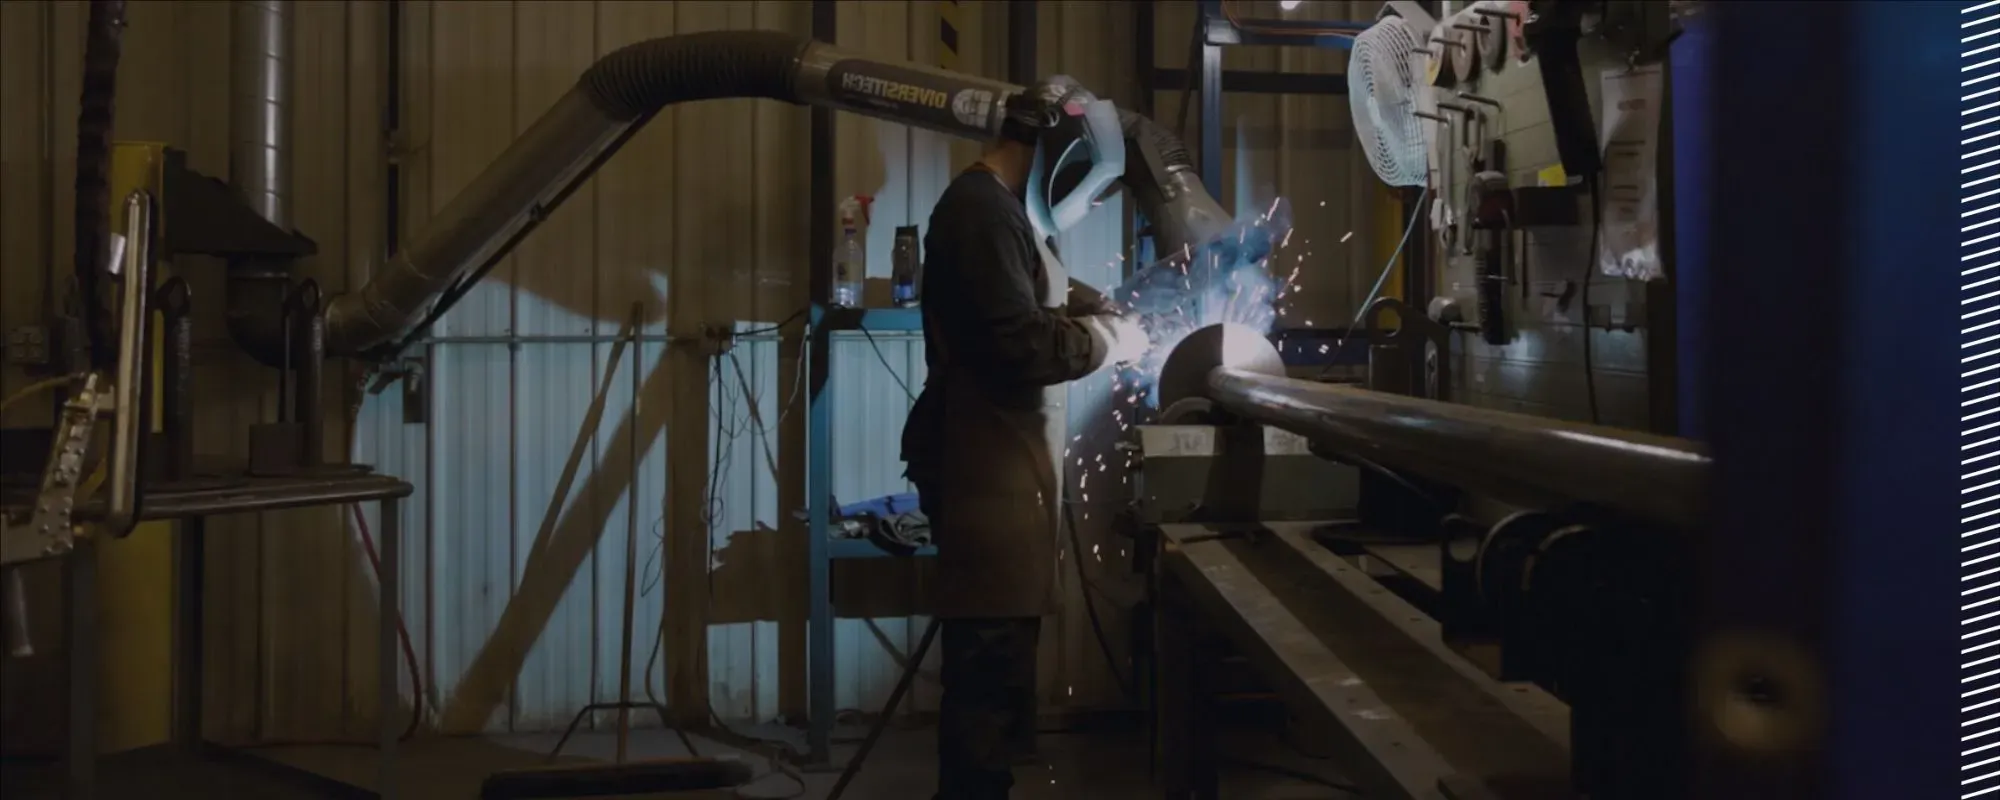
[1347,1,1437,188]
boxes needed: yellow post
[93,141,174,753]
[937,0,963,72]
[1371,183,1409,328]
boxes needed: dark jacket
[902,169,1107,619]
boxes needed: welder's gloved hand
[1081,313,1149,368]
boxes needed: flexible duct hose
[75,0,127,369]
[578,31,810,121]
[322,31,1222,359]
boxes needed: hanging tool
[1471,140,1512,346]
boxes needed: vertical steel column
[1696,3,1953,798]
[1197,1,1224,194]
[65,542,98,800]
[378,498,400,798]
[173,518,206,749]
[1007,1,1038,85]
[1132,2,1158,275]
[1669,11,1711,441]
[804,0,839,769]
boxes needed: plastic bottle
[832,195,872,308]
[891,225,921,307]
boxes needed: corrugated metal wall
[0,0,390,748]
[0,0,1381,742]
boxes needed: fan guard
[1348,15,1428,188]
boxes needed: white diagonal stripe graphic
[1974,7,2000,797]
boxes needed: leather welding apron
[925,235,1070,620]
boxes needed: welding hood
[316,30,1230,359]
[1007,77,1127,240]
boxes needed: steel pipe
[1202,366,1710,529]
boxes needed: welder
[900,77,1149,799]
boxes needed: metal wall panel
[0,0,1345,740]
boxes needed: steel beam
[805,0,838,767]
[1150,68,1347,95]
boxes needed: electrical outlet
[5,326,50,368]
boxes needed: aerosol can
[832,195,873,308]
[891,226,921,307]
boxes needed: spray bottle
[832,195,873,308]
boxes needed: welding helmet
[1005,77,1126,239]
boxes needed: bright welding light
[1213,322,1279,369]
[1111,197,1294,406]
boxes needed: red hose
[347,501,425,742]
[234,404,426,750]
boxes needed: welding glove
[1081,313,1150,368]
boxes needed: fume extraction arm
[312,30,1237,361]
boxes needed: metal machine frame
[0,148,416,799]
[1134,0,1409,370]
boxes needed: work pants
[935,616,1041,800]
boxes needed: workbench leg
[173,517,206,751]
[378,498,400,799]
[64,542,97,800]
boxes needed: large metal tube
[225,0,297,368]
[323,32,1021,357]
[324,88,636,356]
[231,0,291,228]
[1201,365,1710,529]
[321,31,1228,359]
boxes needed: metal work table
[10,469,412,800]
[1150,521,1571,800]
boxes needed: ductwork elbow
[325,30,822,358]
[1117,110,1233,257]
[319,29,1232,359]
[225,266,293,368]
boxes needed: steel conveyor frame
[1140,4,1961,800]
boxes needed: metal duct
[225,0,297,368]
[320,31,1229,359]
[230,0,290,228]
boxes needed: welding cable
[823,617,942,800]
[734,308,807,338]
[1315,186,1430,380]
[0,376,69,412]
[343,391,427,744]
[857,327,917,402]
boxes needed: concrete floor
[3,721,1355,799]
